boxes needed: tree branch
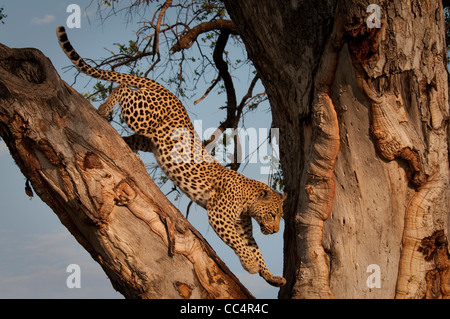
[146,0,172,72]
[171,19,238,53]
[0,43,253,299]
[213,30,237,121]
[194,75,221,105]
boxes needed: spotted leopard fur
[57,26,286,287]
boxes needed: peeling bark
[225,0,341,298]
[362,80,427,188]
[226,0,450,298]
[395,173,447,298]
[345,1,449,299]
[335,0,449,299]
[291,9,344,298]
[0,44,253,299]
[419,230,450,299]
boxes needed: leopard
[57,26,287,287]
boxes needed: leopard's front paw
[266,275,286,287]
[97,108,111,120]
[260,269,286,287]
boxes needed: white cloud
[31,14,55,25]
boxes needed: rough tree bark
[0,44,254,299]
[225,0,450,298]
[1,0,449,300]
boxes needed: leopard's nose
[273,224,279,233]
[273,215,282,233]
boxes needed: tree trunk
[225,0,450,299]
[0,44,253,299]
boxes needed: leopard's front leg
[236,214,286,287]
[207,209,260,274]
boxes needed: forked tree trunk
[225,0,450,298]
[0,44,253,299]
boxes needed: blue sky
[0,1,284,298]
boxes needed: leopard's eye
[263,214,273,223]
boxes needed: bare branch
[194,75,221,105]
[153,0,172,60]
[106,51,156,70]
[171,19,238,53]
[239,74,260,108]
[213,30,237,118]
[244,92,267,108]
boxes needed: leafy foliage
[0,7,7,24]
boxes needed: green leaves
[103,0,119,7]
[115,40,140,57]
[83,82,109,103]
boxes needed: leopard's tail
[56,26,158,89]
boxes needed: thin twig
[194,75,221,104]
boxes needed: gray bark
[225,0,450,298]
[0,44,254,299]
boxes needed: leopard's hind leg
[122,134,155,152]
[97,83,129,118]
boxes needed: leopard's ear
[258,189,272,201]
[281,193,287,201]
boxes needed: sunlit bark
[225,0,450,298]
[0,44,253,299]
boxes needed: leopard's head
[250,188,287,235]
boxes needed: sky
[0,1,284,299]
